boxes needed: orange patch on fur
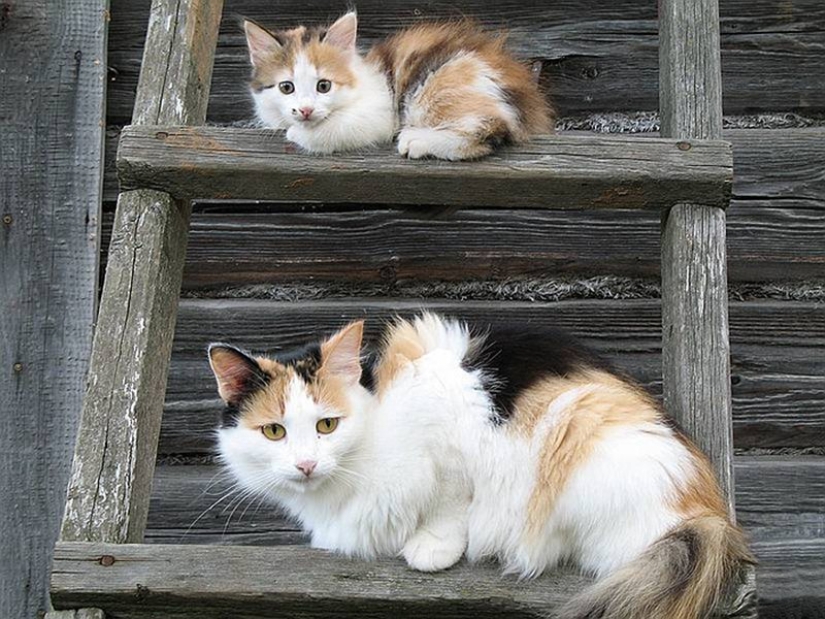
[522,370,662,537]
[305,42,357,87]
[368,20,554,143]
[238,360,292,429]
[373,319,427,395]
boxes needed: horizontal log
[158,299,825,454]
[51,539,756,618]
[116,126,733,209]
[105,0,825,123]
[102,128,825,284]
[145,456,825,547]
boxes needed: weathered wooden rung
[50,542,754,619]
[116,126,733,210]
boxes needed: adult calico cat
[209,314,753,619]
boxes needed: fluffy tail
[561,516,755,619]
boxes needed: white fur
[251,52,396,154]
[401,315,699,579]
[218,365,471,571]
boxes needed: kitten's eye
[261,423,286,441]
[278,81,295,95]
[316,418,339,435]
[316,79,332,94]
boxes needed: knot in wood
[2,214,11,226]
[677,141,692,151]
[99,554,116,566]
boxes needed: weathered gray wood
[116,126,733,209]
[62,190,191,543]
[61,0,223,545]
[45,610,106,619]
[659,0,735,513]
[104,0,825,123]
[0,1,107,617]
[50,541,754,618]
[145,456,825,548]
[101,128,825,285]
[157,298,825,454]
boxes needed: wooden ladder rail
[46,1,223,617]
[48,0,756,616]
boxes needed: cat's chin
[282,475,327,494]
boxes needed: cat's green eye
[279,81,295,95]
[261,423,286,441]
[316,79,332,94]
[316,418,339,435]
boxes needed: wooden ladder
[48,0,757,617]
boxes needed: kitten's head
[243,12,360,130]
[208,321,370,496]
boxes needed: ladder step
[117,126,732,210]
[51,541,752,618]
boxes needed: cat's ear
[208,344,267,405]
[320,321,364,385]
[323,12,358,52]
[243,20,280,66]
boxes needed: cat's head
[208,321,370,495]
[243,12,360,130]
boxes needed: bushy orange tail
[561,516,755,619]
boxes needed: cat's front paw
[401,528,465,572]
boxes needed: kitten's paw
[402,528,465,572]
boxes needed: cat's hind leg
[397,126,495,161]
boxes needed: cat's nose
[295,460,317,477]
[297,107,314,120]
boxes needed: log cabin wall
[103,0,824,610]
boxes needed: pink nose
[298,107,314,120]
[295,460,317,477]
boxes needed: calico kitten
[377,313,754,619]
[242,12,553,160]
[208,321,471,571]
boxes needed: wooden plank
[156,299,825,454]
[659,0,735,512]
[145,457,825,549]
[61,0,223,545]
[50,540,753,618]
[62,190,190,543]
[116,126,733,209]
[104,0,825,123]
[45,610,106,619]
[101,128,825,285]
[0,1,107,617]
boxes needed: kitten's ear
[208,344,267,405]
[243,20,280,66]
[323,12,358,52]
[320,320,364,385]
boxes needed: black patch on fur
[210,344,271,428]
[465,324,616,421]
[276,342,323,382]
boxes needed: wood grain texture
[45,610,105,619]
[62,190,191,544]
[116,126,733,209]
[101,128,825,285]
[61,0,223,545]
[659,0,735,510]
[0,1,107,617]
[104,0,825,123]
[157,299,825,454]
[50,540,754,618]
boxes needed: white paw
[402,529,465,572]
[397,129,434,159]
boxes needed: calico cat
[242,12,553,160]
[208,314,753,619]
